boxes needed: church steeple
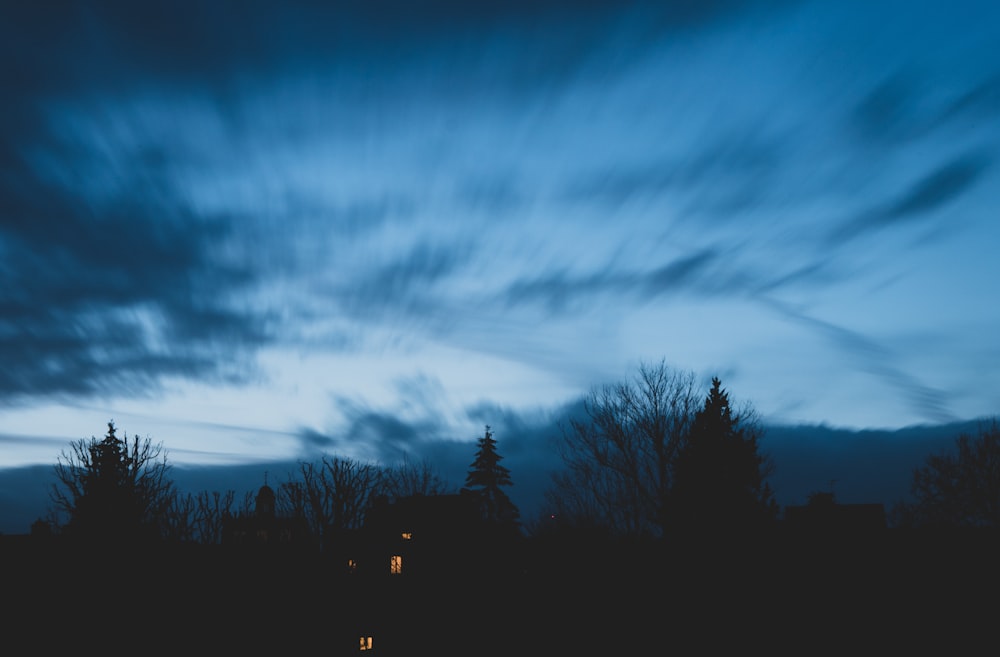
[255,471,276,519]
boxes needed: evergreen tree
[669,378,777,532]
[51,420,175,543]
[464,425,520,529]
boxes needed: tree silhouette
[545,360,699,537]
[380,458,455,498]
[50,420,175,543]
[279,455,381,550]
[891,419,1000,528]
[464,425,520,529]
[159,488,242,545]
[668,377,777,532]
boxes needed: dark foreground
[4,529,998,655]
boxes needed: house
[344,492,490,579]
[331,492,527,653]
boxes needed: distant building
[342,492,490,579]
[223,476,312,552]
[783,492,887,532]
[329,492,524,653]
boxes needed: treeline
[37,420,518,548]
[29,359,1000,546]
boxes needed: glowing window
[401,531,412,540]
[359,636,373,651]
[390,555,403,574]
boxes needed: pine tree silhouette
[463,425,520,529]
[51,420,175,543]
[670,378,777,532]
[75,421,141,538]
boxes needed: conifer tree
[464,425,520,529]
[50,420,175,542]
[669,378,777,532]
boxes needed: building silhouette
[222,475,312,552]
[782,492,887,532]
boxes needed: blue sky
[1,1,999,529]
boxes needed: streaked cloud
[830,153,991,244]
[763,299,957,425]
[0,0,997,490]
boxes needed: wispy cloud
[829,153,990,244]
[0,125,271,400]
[328,242,472,321]
[1,0,997,444]
[502,249,719,314]
[763,299,957,425]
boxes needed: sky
[2,1,999,531]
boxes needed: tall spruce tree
[51,420,175,543]
[669,378,777,532]
[464,425,520,529]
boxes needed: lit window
[359,636,373,651]
[390,554,403,574]
[401,531,412,540]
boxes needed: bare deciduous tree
[546,360,699,537]
[892,419,1000,528]
[163,491,197,543]
[380,458,455,498]
[165,489,241,545]
[278,456,382,549]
